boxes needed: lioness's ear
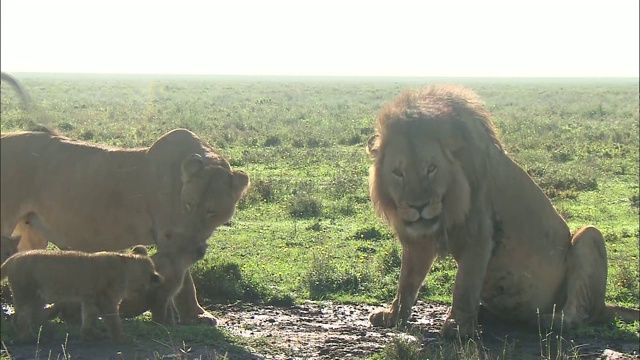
[131,245,149,256]
[181,154,204,182]
[366,134,380,158]
[231,170,250,200]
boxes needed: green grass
[1,75,638,359]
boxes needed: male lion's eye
[392,169,404,179]
[427,164,437,176]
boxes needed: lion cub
[119,230,208,325]
[1,249,163,343]
[1,235,21,265]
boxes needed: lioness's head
[180,154,250,241]
[156,229,209,264]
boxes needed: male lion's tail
[1,72,30,110]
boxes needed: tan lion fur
[1,128,249,324]
[366,85,639,338]
[119,231,209,324]
[1,249,162,343]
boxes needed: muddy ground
[2,301,639,359]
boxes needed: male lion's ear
[231,170,250,200]
[366,134,380,158]
[181,154,204,182]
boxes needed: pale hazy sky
[1,0,638,77]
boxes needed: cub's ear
[231,170,250,200]
[130,245,149,256]
[366,134,380,158]
[181,154,204,183]
[150,272,164,285]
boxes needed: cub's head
[181,154,250,241]
[124,254,164,293]
[1,235,21,265]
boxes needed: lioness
[119,231,209,325]
[366,85,639,338]
[1,127,249,324]
[1,249,163,343]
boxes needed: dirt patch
[2,301,639,359]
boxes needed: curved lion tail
[1,72,30,110]
[0,258,10,282]
[605,304,640,323]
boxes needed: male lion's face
[181,155,250,242]
[379,137,453,237]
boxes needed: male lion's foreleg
[370,239,438,328]
[441,230,492,339]
[173,271,218,326]
[560,226,608,328]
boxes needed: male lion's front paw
[369,308,398,328]
[440,317,477,340]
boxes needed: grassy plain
[1,75,638,359]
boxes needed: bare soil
[2,301,638,359]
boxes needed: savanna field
[1,75,638,359]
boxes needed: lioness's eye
[206,209,217,217]
[184,202,193,213]
[427,164,437,176]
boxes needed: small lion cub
[119,230,208,325]
[1,249,163,343]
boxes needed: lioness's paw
[440,317,477,339]
[81,327,106,342]
[180,312,218,326]
[369,308,398,328]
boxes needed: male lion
[1,249,163,343]
[1,128,249,325]
[366,85,639,338]
[119,230,209,325]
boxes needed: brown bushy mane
[375,85,504,154]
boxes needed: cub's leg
[96,296,131,344]
[80,301,104,342]
[173,271,217,326]
[150,294,176,325]
[369,238,439,328]
[13,300,38,342]
[560,226,608,328]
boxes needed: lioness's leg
[95,296,131,344]
[441,226,493,339]
[560,226,608,328]
[370,238,438,328]
[173,271,217,326]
